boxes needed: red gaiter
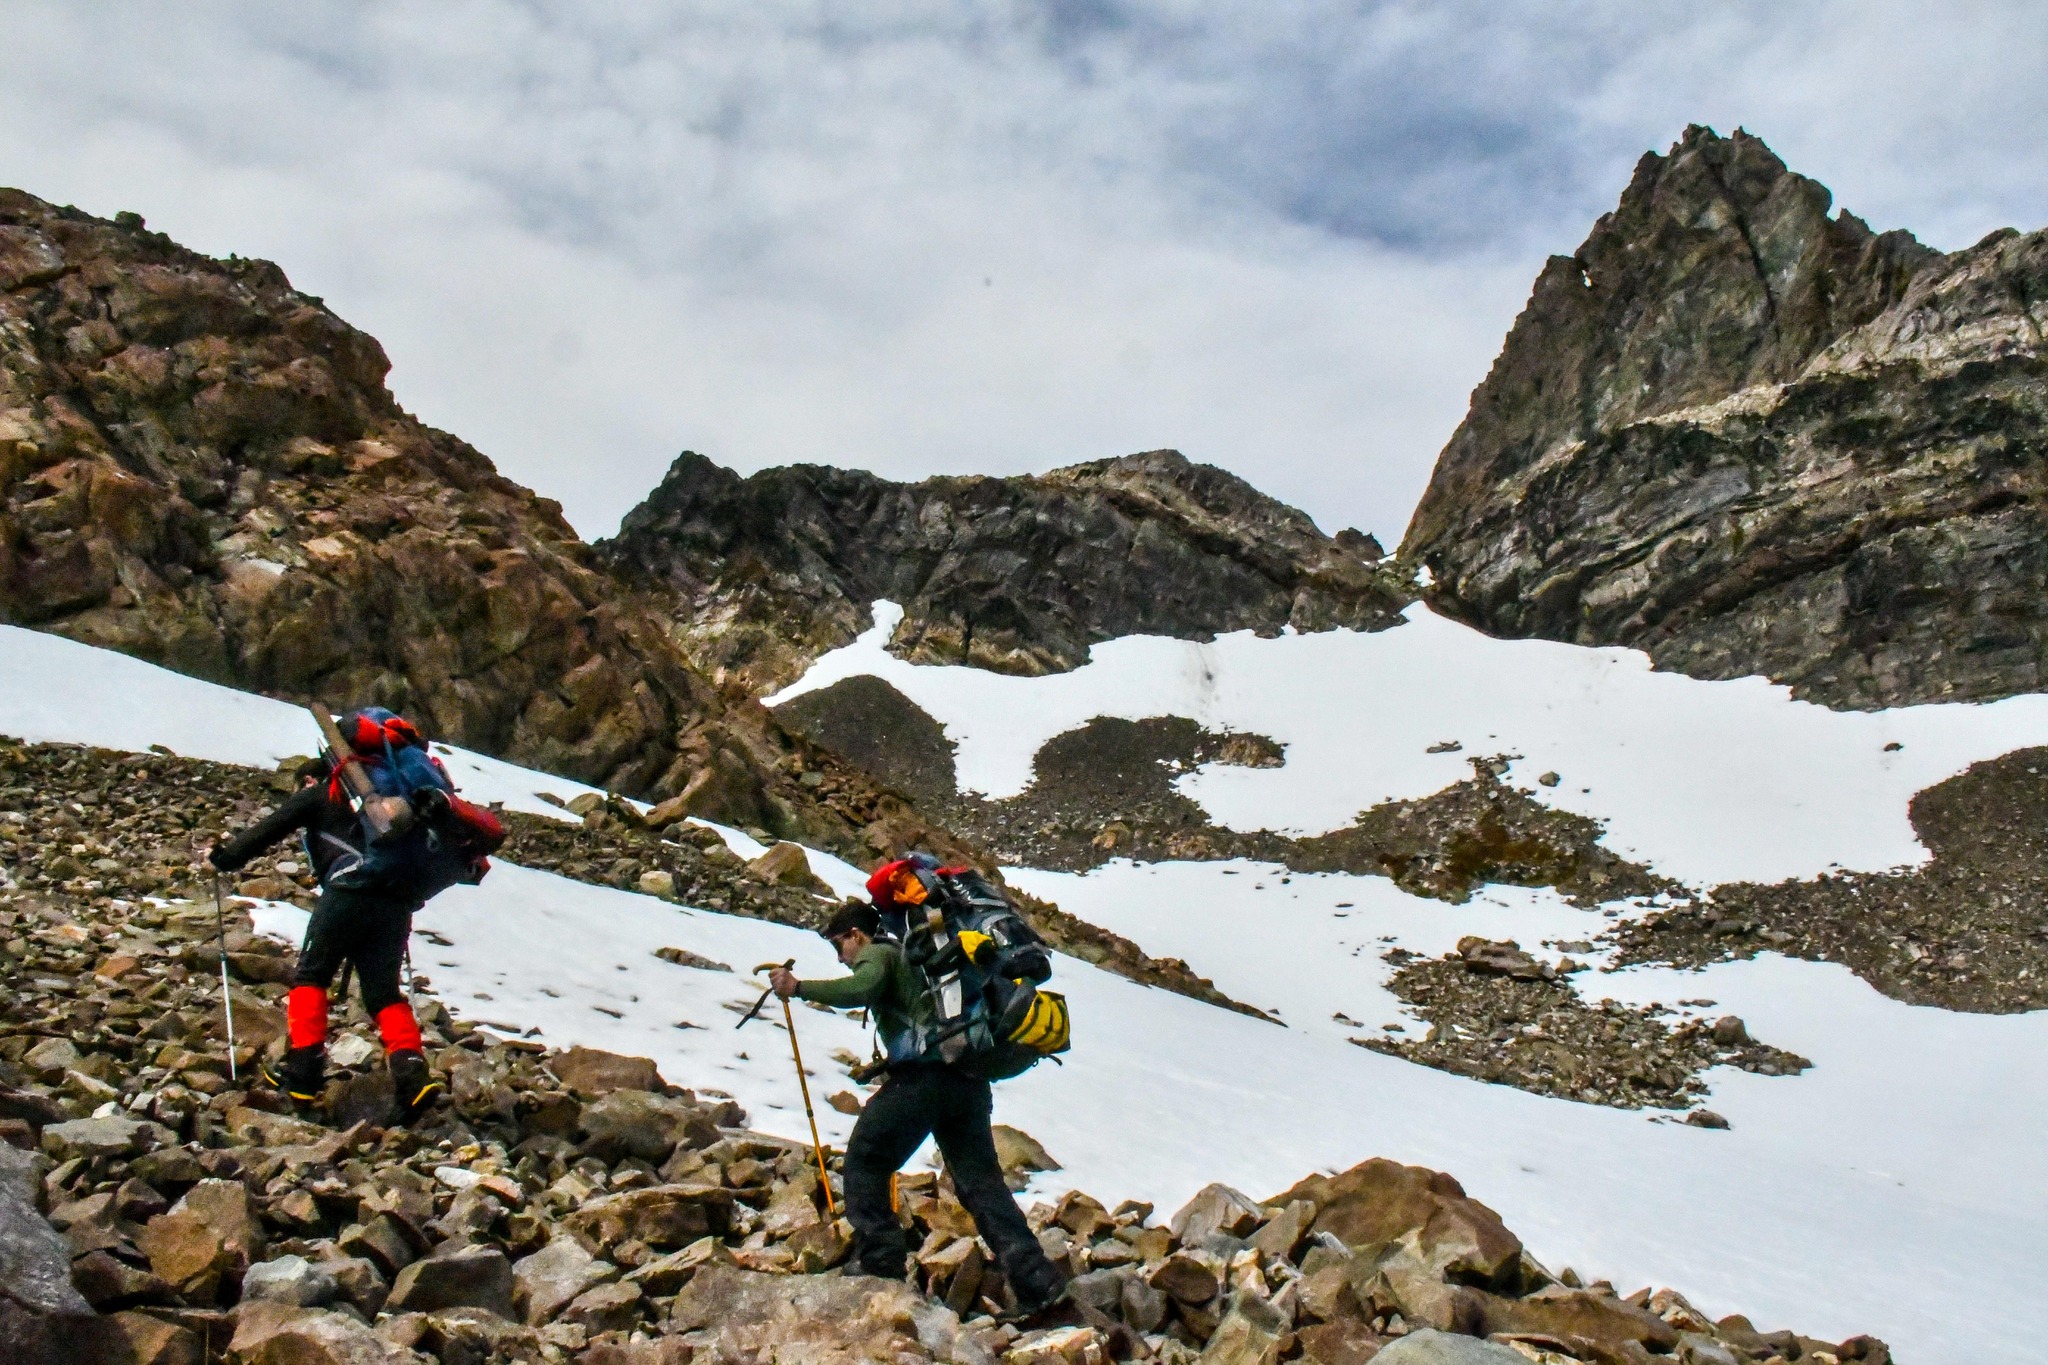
[285,985,329,1050]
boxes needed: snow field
[768,601,2048,886]
[8,620,2048,1358]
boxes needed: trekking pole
[211,873,239,1082]
[744,960,838,1218]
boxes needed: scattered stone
[242,1254,339,1307]
[1372,1328,1529,1363]
[229,1299,404,1365]
[513,1235,616,1325]
[549,1046,663,1097]
[654,946,731,972]
[385,1245,517,1319]
[747,841,828,891]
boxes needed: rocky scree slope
[0,840,1886,1365]
[0,188,964,862]
[1405,124,2048,708]
[598,450,1408,693]
[0,729,1260,1016]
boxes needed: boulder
[513,1236,616,1325]
[384,1245,516,1319]
[242,1254,339,1308]
[653,946,731,972]
[1248,1199,1316,1263]
[993,1124,1061,1189]
[669,1265,950,1364]
[1454,937,1552,981]
[1294,1320,1385,1365]
[578,1089,720,1162]
[636,870,677,899]
[0,1180,94,1315]
[1171,1183,1266,1243]
[228,1299,405,1365]
[1148,1251,1222,1304]
[39,1115,167,1162]
[1370,1329,1528,1364]
[70,1248,175,1309]
[75,1310,205,1365]
[1199,1292,1289,1365]
[565,1183,735,1249]
[549,1046,663,1097]
[1273,1160,1522,1286]
[560,1280,645,1334]
[1477,1287,1679,1355]
[337,1211,430,1279]
[135,1180,264,1304]
[747,841,827,891]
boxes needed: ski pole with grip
[212,873,239,1081]
[743,959,839,1217]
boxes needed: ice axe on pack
[739,958,838,1216]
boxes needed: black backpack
[887,865,1071,1080]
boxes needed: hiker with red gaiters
[207,708,504,1124]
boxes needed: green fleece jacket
[795,942,929,1044]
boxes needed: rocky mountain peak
[1401,128,2048,708]
[600,449,1408,693]
[1405,126,1936,557]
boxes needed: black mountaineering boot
[261,1045,326,1109]
[387,1049,444,1126]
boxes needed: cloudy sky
[5,3,2046,545]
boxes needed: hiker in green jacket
[770,899,1068,1315]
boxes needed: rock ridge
[598,450,1408,693]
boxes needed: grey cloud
[1,2,2044,549]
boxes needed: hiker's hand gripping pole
[741,959,838,1218]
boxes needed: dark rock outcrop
[599,450,1408,691]
[1404,125,2048,707]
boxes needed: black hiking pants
[842,1063,1065,1303]
[292,883,418,1018]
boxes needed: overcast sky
[5,3,2046,545]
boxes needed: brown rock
[1295,1320,1384,1365]
[1170,1183,1266,1243]
[550,1046,663,1097]
[565,1183,734,1249]
[72,1311,205,1365]
[560,1280,644,1334]
[135,1179,264,1305]
[1248,1198,1316,1264]
[227,1299,403,1365]
[1200,1292,1289,1365]
[384,1245,515,1319]
[1273,1159,1522,1286]
[668,1265,940,1364]
[1149,1251,1222,1305]
[513,1236,615,1325]
[746,841,828,891]
[1477,1287,1680,1355]
[578,1089,719,1162]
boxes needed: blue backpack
[322,709,473,896]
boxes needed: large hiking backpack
[886,860,1071,1081]
[322,708,505,896]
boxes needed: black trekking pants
[291,883,417,1018]
[842,1064,1065,1301]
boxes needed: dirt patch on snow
[1357,943,1810,1115]
[779,679,1668,906]
[1614,747,2048,1013]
